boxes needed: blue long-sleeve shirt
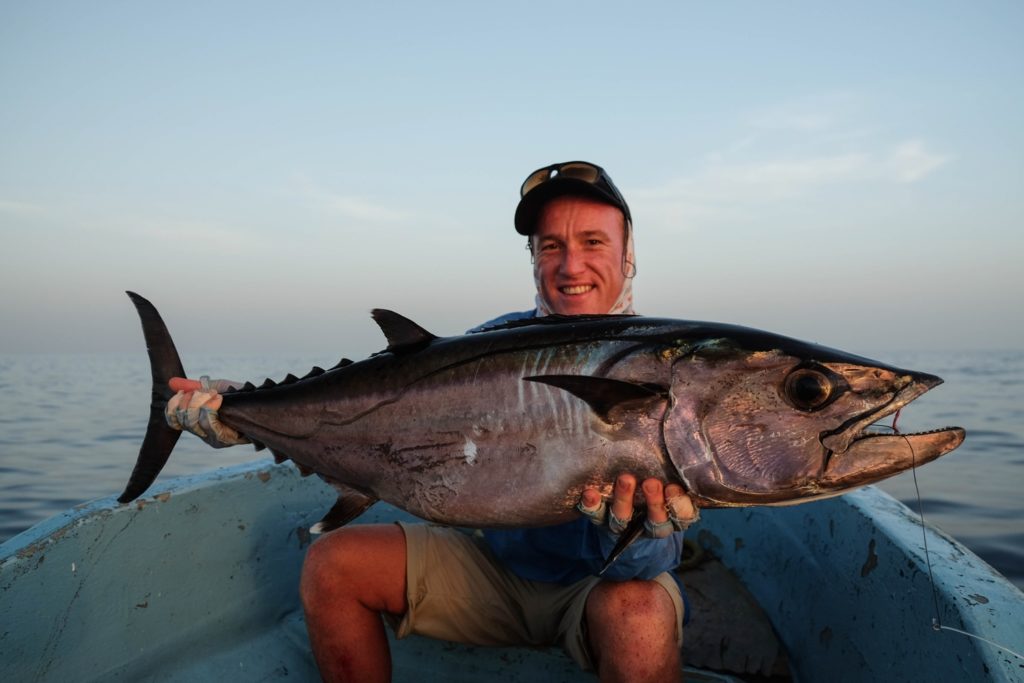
[468,310,688,588]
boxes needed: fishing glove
[577,491,699,538]
[165,376,251,448]
[645,494,701,538]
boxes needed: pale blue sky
[1,1,1021,359]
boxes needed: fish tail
[118,292,187,504]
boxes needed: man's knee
[300,528,356,608]
[586,579,676,626]
[300,524,408,615]
[585,580,680,682]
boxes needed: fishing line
[893,420,1024,662]
[901,428,943,628]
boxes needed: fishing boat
[2,460,1021,682]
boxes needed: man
[167,161,697,683]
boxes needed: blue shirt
[468,310,688,588]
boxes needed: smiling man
[166,161,697,682]
[516,161,637,318]
[300,161,696,683]
[531,196,630,315]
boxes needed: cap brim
[514,179,625,235]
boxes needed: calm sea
[0,350,1021,590]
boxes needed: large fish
[120,292,965,534]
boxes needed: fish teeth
[856,426,959,439]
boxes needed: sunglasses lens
[555,163,601,183]
[520,162,604,197]
[521,168,552,196]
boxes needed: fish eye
[784,367,834,411]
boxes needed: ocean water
[0,350,1021,590]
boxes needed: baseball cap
[514,161,631,236]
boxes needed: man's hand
[578,474,698,538]
[165,376,251,448]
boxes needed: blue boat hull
[1,461,1021,681]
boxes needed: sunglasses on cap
[515,160,631,235]
[520,161,624,202]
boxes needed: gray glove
[576,491,700,538]
[165,376,250,448]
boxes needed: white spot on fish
[463,436,477,464]
[71,562,76,573]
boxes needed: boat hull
[1,462,1021,681]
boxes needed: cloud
[744,91,862,132]
[696,140,948,196]
[317,193,411,223]
[0,198,47,217]
[703,152,871,197]
[734,93,950,185]
[631,91,953,234]
[295,178,412,224]
[632,137,950,230]
[886,140,951,183]
[126,215,275,253]
[631,151,870,226]
[145,219,239,244]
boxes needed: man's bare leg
[300,524,408,683]
[586,579,681,683]
[585,475,683,682]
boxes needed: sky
[1,1,1021,360]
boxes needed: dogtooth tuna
[119,292,965,538]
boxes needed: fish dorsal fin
[371,309,438,353]
[524,375,668,423]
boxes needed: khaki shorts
[388,522,685,671]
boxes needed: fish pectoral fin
[598,515,647,576]
[310,485,379,534]
[524,375,668,423]
[371,309,438,353]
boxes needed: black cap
[514,161,631,236]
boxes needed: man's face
[532,195,627,315]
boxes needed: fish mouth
[822,426,966,486]
[819,370,966,483]
[821,371,941,454]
